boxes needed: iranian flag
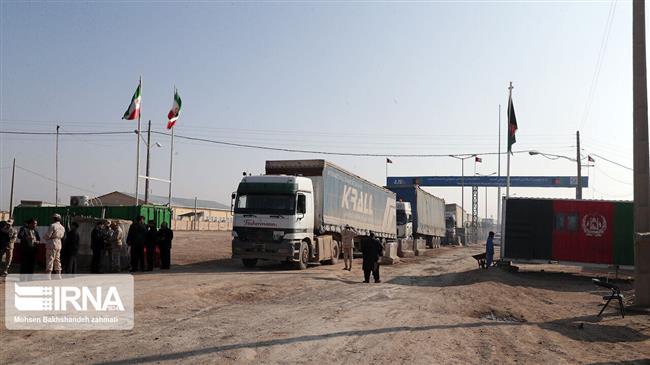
[167,88,182,129]
[122,79,142,120]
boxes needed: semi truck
[395,201,413,239]
[444,204,465,244]
[389,185,446,247]
[231,159,397,269]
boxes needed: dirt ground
[2,231,650,365]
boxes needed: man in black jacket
[18,219,40,274]
[145,220,158,271]
[360,232,384,283]
[90,221,106,273]
[127,216,147,272]
[64,222,80,274]
[157,222,173,270]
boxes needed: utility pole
[576,130,582,199]
[194,197,198,231]
[145,120,152,204]
[497,104,502,229]
[633,0,650,307]
[9,158,15,219]
[55,125,60,207]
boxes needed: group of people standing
[341,225,385,283]
[0,214,173,276]
[123,215,173,272]
[91,215,173,273]
[0,214,78,278]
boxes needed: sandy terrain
[1,231,649,365]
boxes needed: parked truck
[389,185,446,247]
[231,159,397,269]
[395,201,413,239]
[444,203,465,245]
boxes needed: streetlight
[450,154,476,227]
[528,150,588,199]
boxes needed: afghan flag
[507,94,518,153]
[167,88,182,129]
[122,79,142,120]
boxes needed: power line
[14,165,100,195]
[151,130,538,157]
[588,152,633,171]
[0,131,133,136]
[579,0,617,130]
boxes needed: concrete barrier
[381,241,399,264]
[413,238,427,256]
[397,238,415,258]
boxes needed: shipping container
[12,205,171,230]
[503,197,634,267]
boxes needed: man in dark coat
[485,231,495,268]
[63,222,80,274]
[360,232,383,283]
[18,219,40,274]
[127,216,147,272]
[157,222,173,270]
[145,220,158,271]
[90,221,105,273]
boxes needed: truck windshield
[235,194,296,215]
[396,210,408,225]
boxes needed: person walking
[18,219,40,274]
[145,221,158,271]
[485,231,495,268]
[1,219,17,276]
[108,221,124,273]
[44,214,65,280]
[157,222,173,270]
[63,222,80,274]
[127,216,147,272]
[90,221,105,273]
[360,232,383,283]
[341,225,356,271]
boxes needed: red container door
[552,200,614,264]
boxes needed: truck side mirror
[297,195,306,215]
[230,192,236,215]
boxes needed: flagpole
[506,82,513,199]
[497,104,502,229]
[135,76,142,206]
[168,124,175,207]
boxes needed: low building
[96,191,232,231]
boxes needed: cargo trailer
[232,159,396,269]
[388,185,445,246]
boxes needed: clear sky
[0,1,636,219]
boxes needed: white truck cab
[231,175,316,268]
[396,201,413,239]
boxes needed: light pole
[528,151,588,199]
[450,154,476,228]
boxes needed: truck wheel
[242,259,257,268]
[323,242,340,265]
[296,243,309,270]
